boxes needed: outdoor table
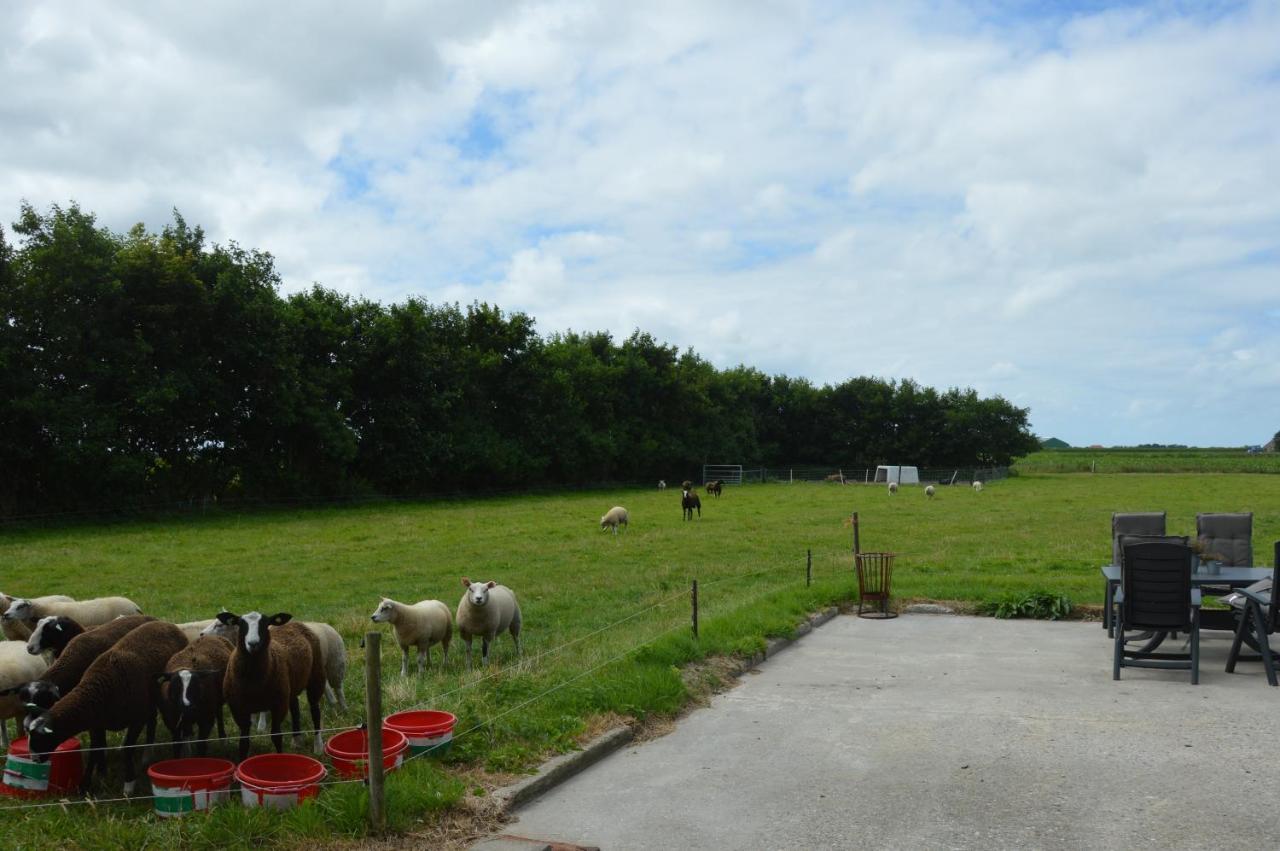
[1101,564,1270,637]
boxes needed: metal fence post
[691,579,699,639]
[806,549,812,586]
[364,631,386,834]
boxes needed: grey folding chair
[1225,541,1280,686]
[1113,541,1200,685]
[1104,512,1167,636]
[1197,512,1253,599]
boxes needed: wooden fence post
[691,579,699,639]
[365,632,386,835]
[852,511,860,555]
[806,549,812,586]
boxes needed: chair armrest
[1114,589,1124,604]
[1239,587,1271,609]
[1191,588,1202,609]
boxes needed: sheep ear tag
[23,702,41,712]
[269,613,293,626]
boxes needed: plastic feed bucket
[385,710,457,757]
[234,753,326,810]
[2,737,83,798]
[324,728,407,779]
[147,757,235,817]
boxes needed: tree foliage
[0,204,1041,516]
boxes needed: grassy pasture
[2,472,1278,846]
[1016,448,1280,474]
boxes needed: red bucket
[234,753,326,810]
[324,727,407,779]
[385,710,457,757]
[148,757,235,817]
[2,737,83,799]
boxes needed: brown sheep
[155,634,234,757]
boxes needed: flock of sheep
[0,579,523,797]
[600,478,730,534]
[887,480,983,496]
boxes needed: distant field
[1016,448,1280,474]
[2,472,1278,846]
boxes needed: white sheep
[600,506,629,534]
[456,578,522,668]
[973,481,984,492]
[0,593,74,641]
[0,641,50,747]
[2,596,141,631]
[925,485,936,499]
[658,480,667,490]
[177,619,216,642]
[887,482,899,495]
[370,598,453,676]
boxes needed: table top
[1101,564,1271,585]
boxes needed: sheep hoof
[313,735,323,755]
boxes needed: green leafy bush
[980,591,1073,620]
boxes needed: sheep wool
[157,634,234,757]
[973,481,984,493]
[0,642,50,748]
[370,598,452,675]
[600,506,629,534]
[2,596,142,631]
[0,593,74,642]
[302,621,348,711]
[456,579,522,668]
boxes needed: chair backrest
[1196,513,1253,567]
[1121,541,1194,631]
[1112,512,1166,566]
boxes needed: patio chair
[1113,541,1200,684]
[1196,512,1253,599]
[1224,541,1280,686]
[1111,512,1166,567]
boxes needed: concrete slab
[509,615,1280,850]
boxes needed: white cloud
[2,0,1278,446]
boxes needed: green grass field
[2,472,1278,846]
[1016,448,1280,474]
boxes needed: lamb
[0,641,49,748]
[177,619,216,642]
[155,635,233,757]
[706,479,724,498]
[681,480,693,491]
[456,579,522,668]
[25,615,87,658]
[0,593,74,641]
[6,615,156,733]
[3,596,142,631]
[658,480,667,490]
[925,485,936,499]
[888,482,899,495]
[26,620,188,795]
[600,506,629,534]
[682,487,701,520]
[202,617,347,711]
[217,611,326,760]
[370,598,453,675]
[973,480,984,492]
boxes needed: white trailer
[873,465,920,485]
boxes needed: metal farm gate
[702,464,744,485]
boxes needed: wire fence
[0,550,859,818]
[740,465,1010,485]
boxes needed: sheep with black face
[155,634,234,757]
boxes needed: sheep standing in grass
[682,487,701,520]
[217,611,326,760]
[925,485,936,499]
[303,622,348,711]
[0,642,49,747]
[0,593,74,641]
[155,634,234,757]
[456,579,522,669]
[888,482,899,495]
[370,598,452,675]
[973,480,984,493]
[658,480,667,490]
[3,596,141,631]
[26,620,188,795]
[26,616,87,658]
[600,506,629,534]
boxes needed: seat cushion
[1112,512,1167,566]
[1196,513,1253,567]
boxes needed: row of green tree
[0,203,1040,517]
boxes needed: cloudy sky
[3,1,1278,447]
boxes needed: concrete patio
[503,614,1280,850]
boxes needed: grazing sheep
[3,596,142,631]
[217,611,326,760]
[177,619,216,642]
[26,620,188,795]
[370,598,453,675]
[682,480,693,491]
[925,485,936,499]
[0,642,49,748]
[7,615,156,733]
[25,615,87,659]
[973,480,984,492]
[658,480,667,490]
[600,505,629,534]
[155,635,233,757]
[706,480,724,498]
[682,488,701,520]
[303,622,348,711]
[456,579,522,669]
[887,482,899,495]
[0,594,74,641]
